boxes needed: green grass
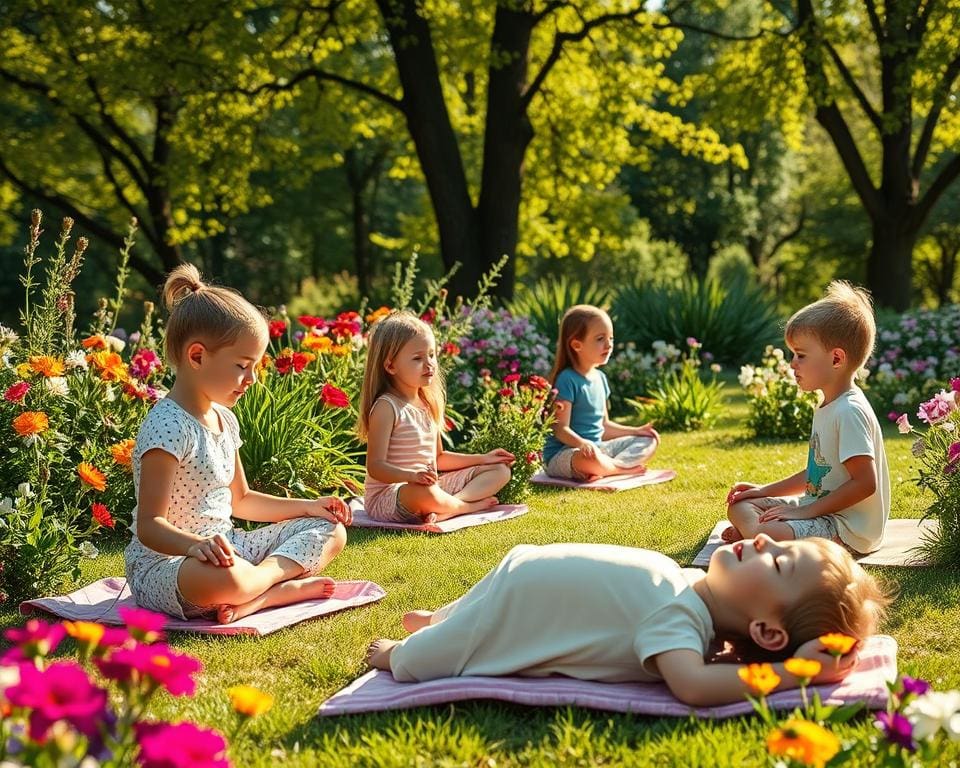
[5,384,960,767]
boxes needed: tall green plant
[628,346,725,432]
[506,276,612,350]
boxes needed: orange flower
[78,462,107,492]
[86,350,129,382]
[12,411,49,437]
[737,663,781,696]
[81,335,107,350]
[228,685,274,717]
[766,718,840,767]
[110,438,135,468]
[301,335,333,353]
[784,658,822,681]
[365,306,391,324]
[63,620,105,647]
[331,344,351,356]
[818,633,856,656]
[28,355,65,377]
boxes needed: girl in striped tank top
[358,312,514,523]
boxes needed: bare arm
[759,455,877,523]
[730,469,808,503]
[437,434,514,471]
[365,399,425,484]
[601,402,660,442]
[136,449,209,557]
[550,399,592,450]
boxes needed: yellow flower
[29,355,66,377]
[301,334,333,353]
[818,633,856,656]
[228,685,274,717]
[110,438,135,468]
[738,663,781,696]
[63,621,105,646]
[78,462,107,492]
[12,411,49,437]
[331,344,351,357]
[15,362,32,378]
[766,718,840,767]
[784,658,822,681]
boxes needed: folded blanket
[318,634,896,718]
[530,469,676,492]
[693,519,935,568]
[348,499,529,533]
[21,577,386,636]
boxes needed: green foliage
[506,275,612,351]
[740,346,818,440]
[628,347,724,432]
[612,277,780,365]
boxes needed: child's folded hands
[307,496,352,525]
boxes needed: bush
[740,346,818,439]
[505,275,612,351]
[612,277,781,365]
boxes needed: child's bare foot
[215,576,336,624]
[402,610,434,633]
[720,525,742,543]
[417,512,438,524]
[365,639,397,670]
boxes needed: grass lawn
[4,383,960,767]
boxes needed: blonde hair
[785,281,876,371]
[162,263,268,369]
[357,311,445,441]
[549,304,610,382]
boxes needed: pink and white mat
[318,635,897,719]
[21,577,386,636]
[530,469,676,492]
[348,498,528,533]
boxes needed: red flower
[528,375,550,391]
[503,373,521,384]
[298,315,326,330]
[91,502,115,528]
[320,383,350,408]
[442,341,461,356]
[336,311,360,322]
[498,387,514,397]
[330,319,361,339]
[525,451,540,465]
[421,308,437,324]
[268,320,287,339]
[444,416,456,432]
[4,381,30,403]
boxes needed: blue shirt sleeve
[554,368,580,403]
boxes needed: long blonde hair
[357,311,445,441]
[549,304,609,382]
[162,264,269,369]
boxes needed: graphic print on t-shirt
[805,432,832,497]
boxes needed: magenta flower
[875,711,916,752]
[135,721,230,768]
[5,660,108,743]
[2,618,65,662]
[129,349,163,380]
[3,381,30,403]
[96,643,202,696]
[887,411,900,422]
[118,606,167,643]
[900,676,931,697]
[503,373,521,384]
[951,378,960,393]
[917,391,956,425]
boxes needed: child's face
[706,534,827,622]
[386,331,437,392]
[191,332,266,407]
[786,332,841,392]
[571,314,614,368]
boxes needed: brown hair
[785,281,876,371]
[357,311,445,441]
[162,263,268,369]
[549,304,610,382]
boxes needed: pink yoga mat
[530,469,676,492]
[348,499,529,533]
[318,635,897,718]
[21,577,386,636]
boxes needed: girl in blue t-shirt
[543,305,659,481]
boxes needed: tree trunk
[866,218,916,310]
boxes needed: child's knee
[489,463,511,485]
[327,523,347,555]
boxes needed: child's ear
[186,342,206,370]
[570,338,583,354]
[747,619,789,652]
[383,357,396,375]
[831,348,847,368]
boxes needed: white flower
[105,335,126,353]
[738,365,755,387]
[943,421,956,432]
[65,350,88,370]
[710,363,721,373]
[17,482,33,498]
[0,497,12,515]
[103,384,116,402]
[44,376,69,397]
[878,362,893,375]
[79,541,99,559]
[772,348,784,361]
[904,690,960,741]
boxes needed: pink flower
[2,618,65,663]
[3,381,30,403]
[887,411,900,422]
[917,391,956,425]
[135,721,231,768]
[129,348,163,380]
[96,643,202,696]
[896,414,912,434]
[503,373,521,384]
[686,337,700,348]
[118,606,167,643]
[952,377,960,393]
[948,442,960,465]
[5,661,108,743]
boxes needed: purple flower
[888,411,901,422]
[135,721,231,768]
[900,676,931,697]
[875,711,916,752]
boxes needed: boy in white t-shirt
[723,281,890,555]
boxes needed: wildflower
[298,314,325,329]
[442,341,461,356]
[228,684,274,717]
[18,482,33,498]
[29,355,66,377]
[268,320,287,339]
[498,387,514,398]
[124,380,151,400]
[875,711,916,751]
[766,718,840,768]
[365,306,391,324]
[528,375,550,391]
[91,502,115,528]
[134,721,230,768]
[903,690,960,741]
[710,363,722,373]
[0,324,18,355]
[130,348,163,379]
[110,438,135,467]
[818,633,857,656]
[78,462,107,492]
[737,663,781,696]
[783,658,822,681]
[118,606,167,643]
[87,350,129,382]
[525,451,539,465]
[12,410,49,437]
[503,373,521,384]
[65,349,88,370]
[81,335,107,350]
[302,334,333,353]
[5,660,108,743]
[917,390,956,425]
[44,376,69,397]
[63,620,106,649]
[320,383,350,408]
[3,618,66,662]
[105,334,126,353]
[686,337,701,349]
[331,343,351,356]
[96,643,201,696]
[80,541,99,559]
[738,365,756,387]
[900,676,932,697]
[896,413,911,434]
[4,380,30,403]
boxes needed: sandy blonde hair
[357,311,445,442]
[549,304,610,383]
[162,263,268,369]
[785,281,876,371]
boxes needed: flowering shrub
[895,383,960,565]
[0,213,162,604]
[867,305,960,415]
[460,373,555,503]
[627,339,725,431]
[739,346,819,440]
[0,610,272,767]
